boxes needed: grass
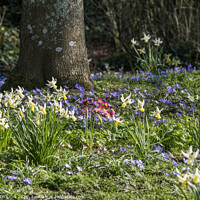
[0,67,199,199]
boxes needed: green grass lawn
[0,68,199,199]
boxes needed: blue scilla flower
[120,147,125,152]
[125,160,130,166]
[161,153,169,161]
[21,178,32,184]
[155,145,163,153]
[162,171,170,176]
[6,176,17,181]
[173,160,179,166]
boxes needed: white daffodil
[141,33,151,43]
[19,105,26,118]
[177,173,190,188]
[47,77,57,89]
[113,116,123,127]
[16,86,25,99]
[188,95,195,102]
[181,146,199,165]
[69,110,77,121]
[192,168,200,184]
[0,118,9,130]
[153,38,163,47]
[131,38,138,47]
[38,103,47,115]
[27,96,36,112]
[121,93,134,108]
[137,48,145,54]
[151,107,163,119]
[54,86,68,101]
[135,100,145,112]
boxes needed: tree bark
[11,0,94,89]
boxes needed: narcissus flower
[47,77,57,89]
[192,168,200,183]
[181,146,199,165]
[135,100,145,112]
[121,93,134,107]
[153,38,163,47]
[141,33,151,43]
[151,107,163,119]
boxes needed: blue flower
[173,160,179,166]
[136,160,144,170]
[162,171,170,176]
[161,152,169,161]
[120,147,125,152]
[21,178,32,184]
[127,145,133,148]
[173,172,178,176]
[125,160,130,166]
[182,167,187,171]
[155,145,163,153]
[6,176,17,181]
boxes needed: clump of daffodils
[175,146,200,190]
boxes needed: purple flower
[176,84,181,89]
[120,147,125,152]
[173,160,179,166]
[80,93,85,98]
[69,125,73,129]
[21,178,32,184]
[176,112,182,117]
[127,145,133,148]
[167,86,173,93]
[136,160,144,170]
[162,171,170,176]
[155,145,163,153]
[173,172,178,176]
[67,171,73,175]
[12,172,18,176]
[161,153,169,161]
[77,166,82,172]
[6,176,17,181]
[125,160,130,166]
[131,159,136,165]
[65,163,71,169]
[182,167,187,171]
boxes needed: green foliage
[0,25,19,72]
[11,111,70,166]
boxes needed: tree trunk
[9,0,94,89]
